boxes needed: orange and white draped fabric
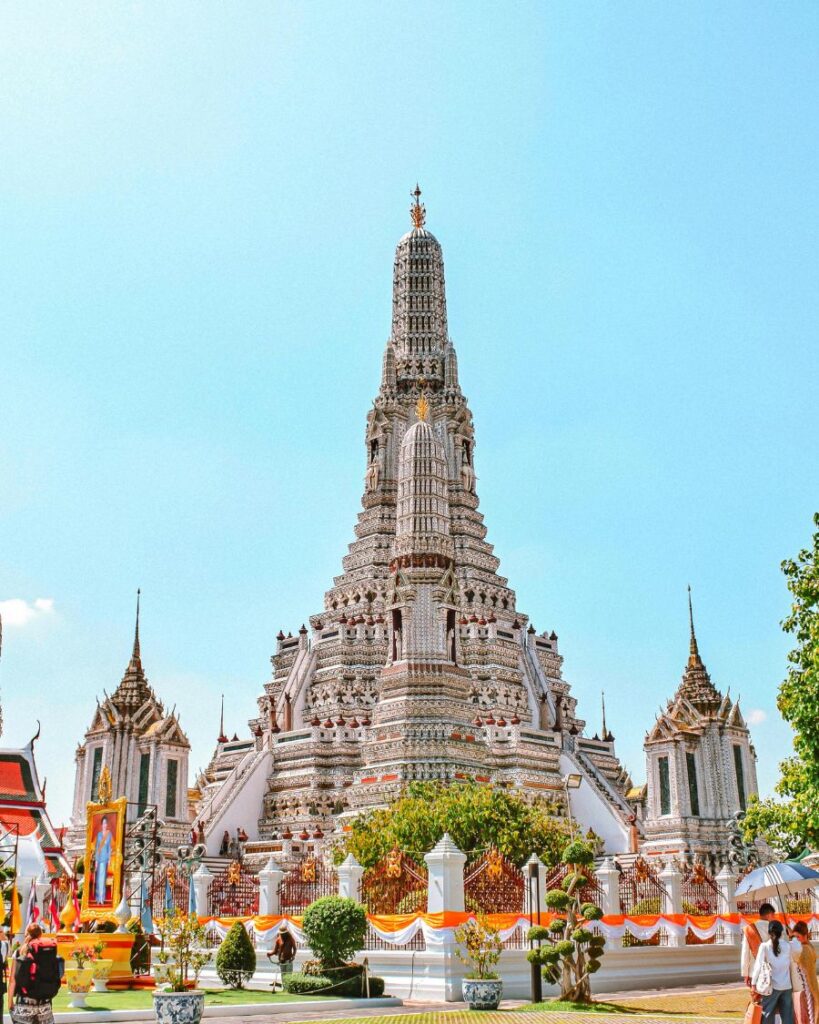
[195,911,819,945]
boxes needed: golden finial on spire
[410,183,426,229]
[416,394,429,421]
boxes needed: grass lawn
[52,987,335,1012]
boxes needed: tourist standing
[751,920,802,1024]
[267,924,296,989]
[743,902,777,986]
[7,924,63,1024]
[791,922,818,1024]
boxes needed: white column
[258,857,284,916]
[595,858,620,916]
[192,863,213,916]
[659,862,685,947]
[337,853,364,900]
[424,833,466,913]
[716,864,740,945]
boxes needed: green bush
[527,925,551,943]
[581,903,603,921]
[571,927,593,944]
[302,896,367,968]
[587,959,601,974]
[554,940,575,957]
[545,889,570,910]
[283,970,385,997]
[548,920,565,934]
[215,921,256,989]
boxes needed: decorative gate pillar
[258,856,284,916]
[425,833,466,913]
[192,863,213,917]
[715,864,740,945]
[595,858,621,917]
[659,862,685,947]
[337,853,364,900]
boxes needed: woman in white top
[752,920,802,1024]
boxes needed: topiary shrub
[215,921,256,989]
[302,896,367,969]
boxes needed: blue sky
[1,2,817,826]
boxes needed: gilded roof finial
[410,183,426,229]
[416,394,429,422]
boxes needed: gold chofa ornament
[410,184,426,229]
[97,765,112,803]
[416,394,429,422]
[227,860,242,885]
[300,857,317,883]
[486,847,504,880]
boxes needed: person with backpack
[7,924,63,1024]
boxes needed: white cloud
[0,597,56,628]
[747,708,767,726]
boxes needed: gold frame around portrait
[81,796,127,921]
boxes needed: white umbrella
[735,861,819,911]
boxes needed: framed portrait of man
[81,795,127,920]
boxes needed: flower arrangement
[71,945,98,969]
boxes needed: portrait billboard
[81,796,126,920]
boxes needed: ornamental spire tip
[410,183,426,229]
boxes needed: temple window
[658,755,671,816]
[89,747,103,802]
[165,758,178,819]
[733,744,747,811]
[137,751,151,815]
[686,751,700,816]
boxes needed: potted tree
[152,911,209,1024]
[454,916,503,1010]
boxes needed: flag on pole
[71,875,82,932]
[10,881,22,936]
[49,879,60,932]
[140,877,153,934]
[25,878,39,928]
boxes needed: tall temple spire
[132,588,141,664]
[677,585,721,711]
[601,690,608,739]
[218,694,227,743]
[112,589,150,711]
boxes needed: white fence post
[192,863,213,917]
[659,862,685,948]
[716,863,740,945]
[595,858,621,917]
[337,853,365,900]
[425,833,467,913]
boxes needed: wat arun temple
[67,190,759,870]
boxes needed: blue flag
[140,877,153,933]
[188,876,197,916]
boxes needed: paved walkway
[199,1005,737,1024]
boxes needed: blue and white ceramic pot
[462,977,503,1010]
[153,989,205,1024]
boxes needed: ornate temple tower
[67,593,192,855]
[193,190,636,857]
[641,590,758,866]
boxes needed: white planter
[462,977,503,1010]
[153,989,205,1024]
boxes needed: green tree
[333,781,574,867]
[527,841,605,1004]
[301,896,367,969]
[742,514,819,854]
[215,921,256,989]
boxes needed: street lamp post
[527,859,542,1004]
[562,772,583,837]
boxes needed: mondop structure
[69,191,759,870]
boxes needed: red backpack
[15,939,63,1001]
